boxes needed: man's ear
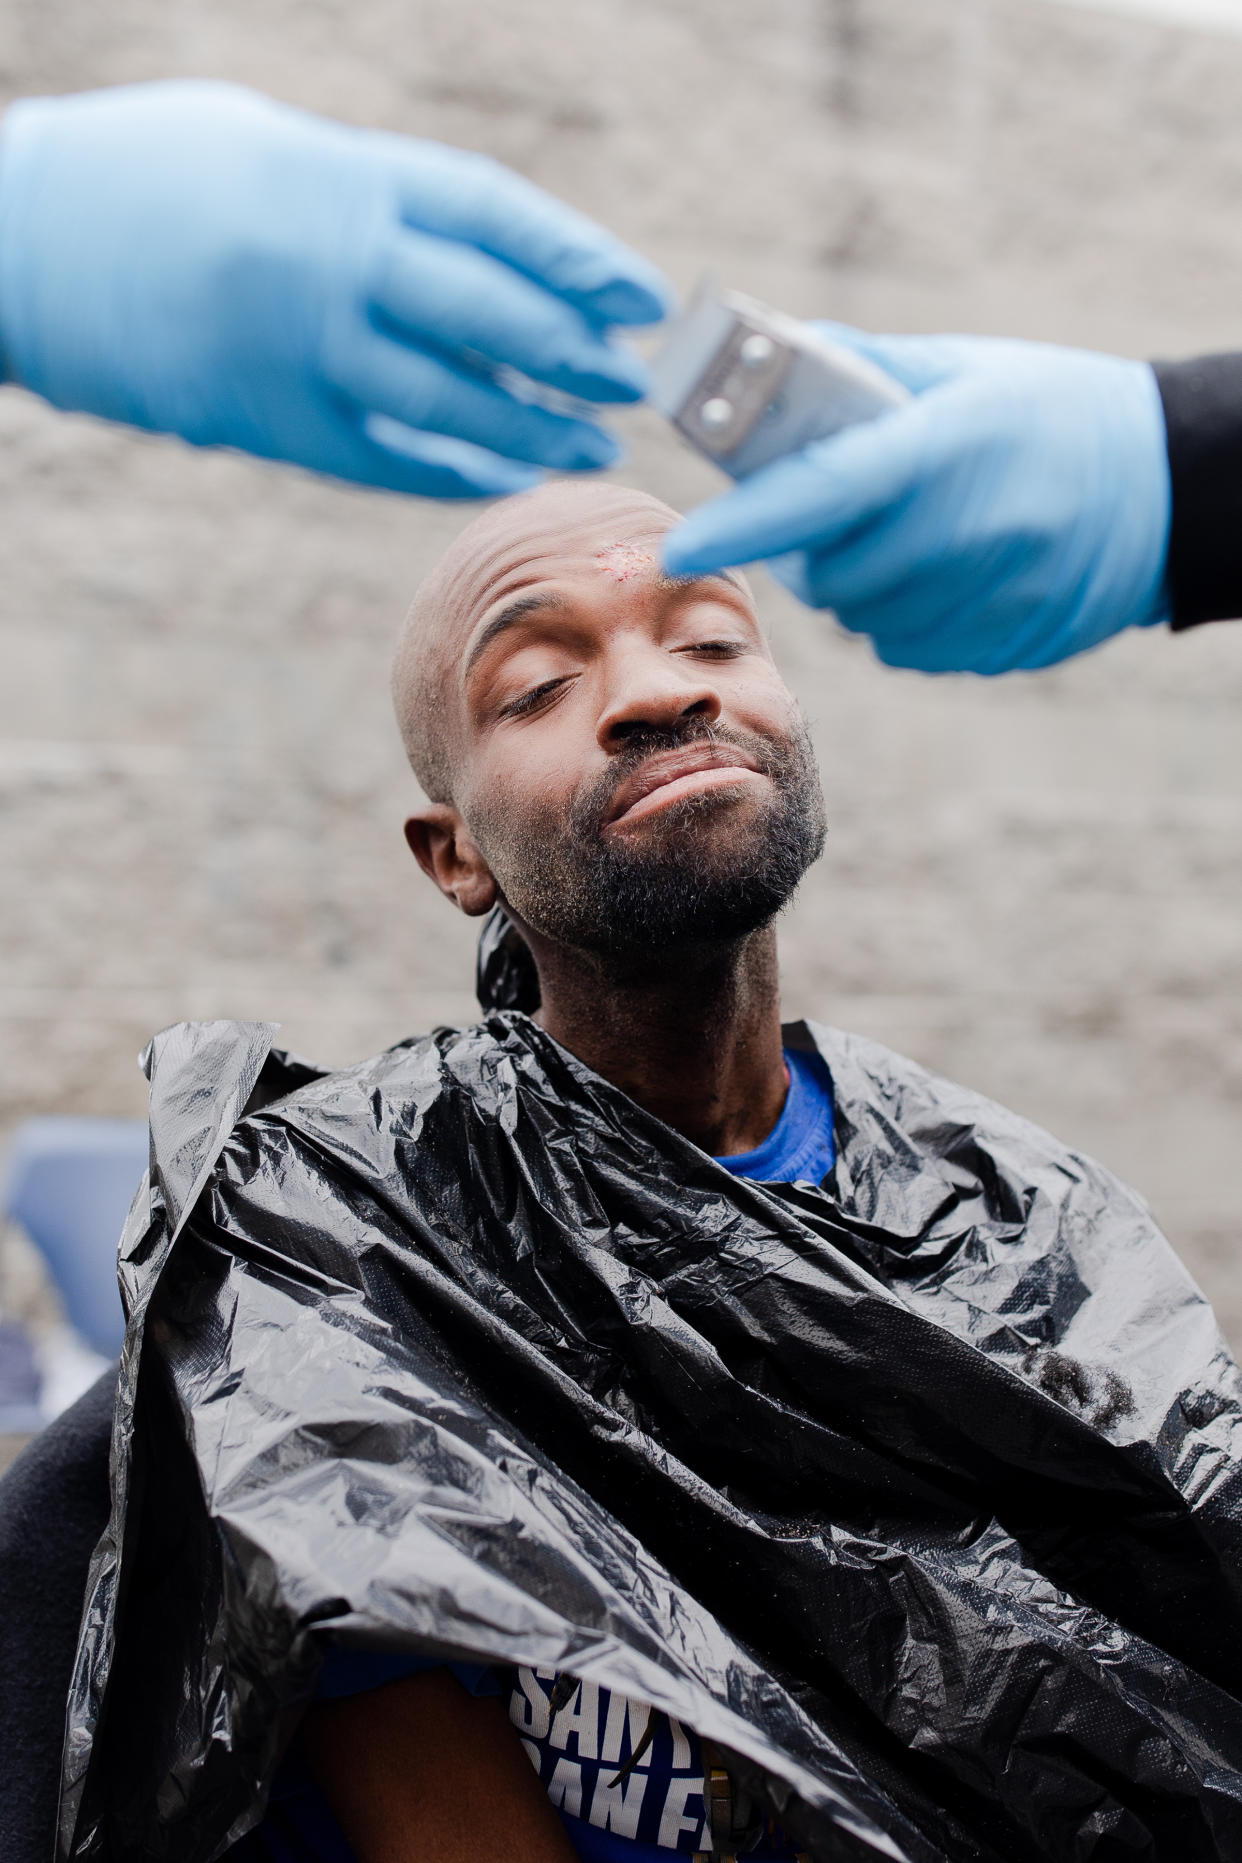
[404,807,498,917]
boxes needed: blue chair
[2,1119,148,1361]
[0,1320,42,1434]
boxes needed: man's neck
[527,926,788,1156]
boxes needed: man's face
[416,496,825,958]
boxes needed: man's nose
[595,653,723,750]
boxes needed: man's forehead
[439,502,682,643]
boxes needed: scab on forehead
[594,541,658,583]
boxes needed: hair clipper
[648,277,908,479]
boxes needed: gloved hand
[663,328,1172,673]
[0,81,669,498]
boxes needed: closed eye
[679,639,750,658]
[500,676,571,720]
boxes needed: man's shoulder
[802,1017,1149,1214]
[239,1017,536,1124]
[145,1018,499,1113]
[174,1017,545,1170]
[139,1018,464,1211]
[241,1030,440,1122]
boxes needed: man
[58,480,1242,1863]
[209,478,833,1863]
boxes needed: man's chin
[490,764,825,962]
[566,847,802,957]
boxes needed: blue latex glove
[663,328,1172,673]
[0,81,669,498]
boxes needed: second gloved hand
[0,81,669,497]
[663,330,1172,673]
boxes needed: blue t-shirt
[715,1045,835,1186]
[237,1048,833,1863]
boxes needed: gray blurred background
[4,0,1242,1346]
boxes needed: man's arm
[664,327,1242,675]
[301,1667,579,1863]
[0,81,668,501]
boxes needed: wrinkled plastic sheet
[59,1006,1242,1862]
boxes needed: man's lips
[604,743,765,828]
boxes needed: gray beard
[470,715,826,960]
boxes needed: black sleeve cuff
[1152,352,1242,630]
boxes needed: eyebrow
[461,572,748,681]
[463,591,569,681]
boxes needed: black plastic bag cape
[59,1007,1242,1863]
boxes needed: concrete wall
[5,0,1242,1337]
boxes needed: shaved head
[392,480,723,802]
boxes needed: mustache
[569,717,792,839]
